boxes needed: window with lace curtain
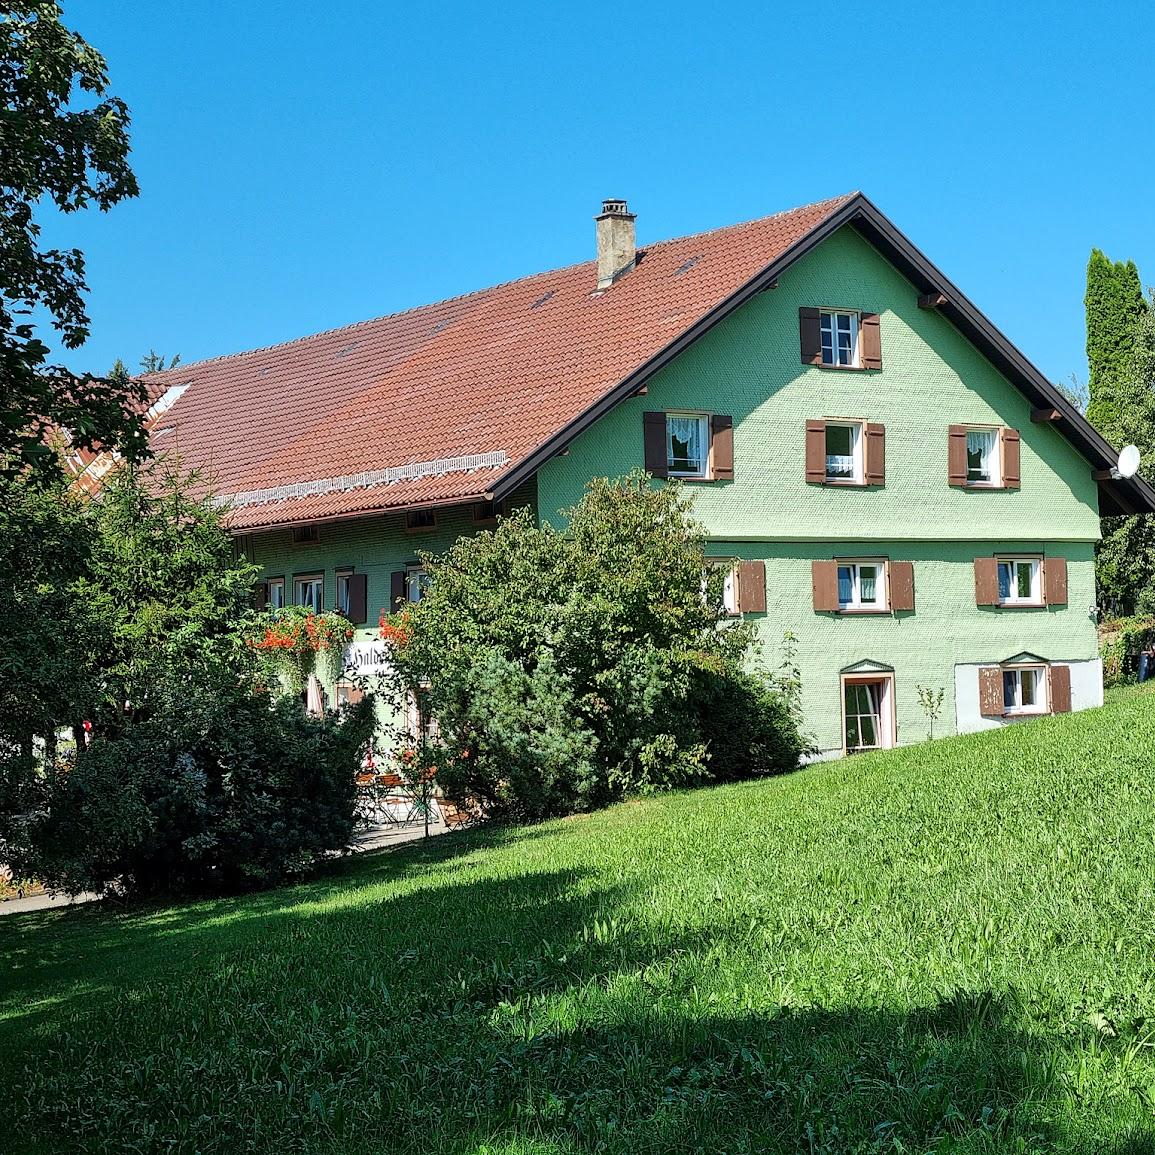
[666,413,709,477]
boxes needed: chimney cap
[597,197,634,219]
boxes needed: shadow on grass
[1,836,1151,1154]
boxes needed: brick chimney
[595,198,636,289]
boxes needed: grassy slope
[4,697,1155,1154]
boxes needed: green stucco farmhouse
[138,193,1155,757]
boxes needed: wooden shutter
[1043,556,1067,606]
[805,420,827,483]
[737,560,766,613]
[974,557,999,606]
[799,307,822,365]
[1001,427,1021,489]
[643,411,668,478]
[948,425,968,486]
[251,581,268,611]
[347,573,368,624]
[860,312,882,369]
[1049,664,1071,713]
[864,423,885,486]
[711,415,734,480]
[978,667,1004,717]
[390,570,406,610]
[889,561,915,611]
[812,560,840,612]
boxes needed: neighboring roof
[142,192,1155,528]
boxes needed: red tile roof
[143,194,856,531]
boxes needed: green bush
[386,473,804,822]
[7,677,375,897]
[1099,615,1155,686]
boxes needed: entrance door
[842,675,895,753]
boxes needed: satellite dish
[1118,444,1141,479]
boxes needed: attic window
[292,525,320,545]
[674,256,701,276]
[531,290,555,309]
[406,509,437,532]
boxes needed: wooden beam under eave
[1092,469,1114,481]
[1031,407,1063,423]
[918,292,949,309]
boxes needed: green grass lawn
[4,696,1155,1154]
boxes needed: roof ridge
[142,192,857,380]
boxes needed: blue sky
[49,1,1155,388]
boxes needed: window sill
[996,601,1046,610]
[814,362,867,372]
[956,482,1009,491]
[823,478,867,487]
[836,607,892,615]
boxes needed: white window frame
[824,420,864,484]
[996,556,1042,607]
[1002,664,1048,715]
[704,559,739,616]
[666,412,711,479]
[406,566,429,604]
[841,673,896,753]
[965,426,1002,487]
[266,577,285,610]
[837,559,889,612]
[335,569,353,616]
[293,573,324,612]
[820,310,860,368]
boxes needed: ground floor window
[266,577,285,609]
[842,674,895,753]
[1002,665,1047,714]
[294,574,323,611]
[406,567,430,603]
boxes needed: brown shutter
[948,425,968,486]
[889,561,915,611]
[737,560,766,613]
[864,422,885,486]
[812,560,840,612]
[643,411,668,478]
[251,581,268,611]
[711,415,734,480]
[1001,427,1021,489]
[1043,556,1067,606]
[390,570,406,610]
[347,573,368,624]
[1049,664,1071,713]
[974,557,999,606]
[799,306,822,365]
[978,667,1005,717]
[805,420,827,483]
[860,312,882,369]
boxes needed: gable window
[825,422,863,483]
[837,560,887,611]
[997,557,1041,606]
[294,574,323,611]
[1002,665,1048,715]
[949,425,1020,489]
[666,414,709,477]
[966,428,1000,485]
[406,509,437,532]
[820,310,859,368]
[266,577,285,609]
